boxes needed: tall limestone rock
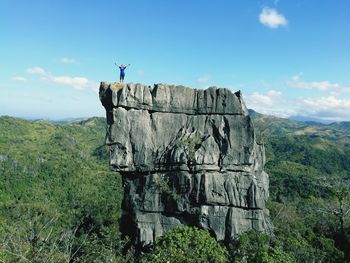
[99,82,270,246]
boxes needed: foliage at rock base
[141,227,229,263]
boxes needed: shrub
[142,226,228,263]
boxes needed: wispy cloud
[197,76,210,83]
[287,73,350,94]
[27,67,46,75]
[49,76,89,90]
[247,90,282,107]
[243,76,350,121]
[27,66,95,91]
[246,87,350,122]
[12,76,26,81]
[245,89,288,117]
[297,96,350,122]
[60,57,77,64]
[259,7,288,29]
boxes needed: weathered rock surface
[100,82,270,246]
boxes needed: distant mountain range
[248,109,350,133]
[3,111,349,132]
[288,115,333,124]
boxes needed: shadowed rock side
[99,82,270,246]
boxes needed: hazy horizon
[0,106,343,125]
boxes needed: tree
[141,226,228,263]
[305,177,350,260]
[270,201,345,263]
[318,179,350,233]
[228,230,296,263]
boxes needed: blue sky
[0,0,349,121]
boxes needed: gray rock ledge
[100,82,270,246]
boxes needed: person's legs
[120,73,125,83]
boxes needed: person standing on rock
[115,63,130,83]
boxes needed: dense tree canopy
[1,114,350,262]
[142,227,229,263]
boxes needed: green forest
[1,113,349,262]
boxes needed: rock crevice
[100,82,270,246]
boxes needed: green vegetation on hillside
[0,116,124,262]
[1,113,350,262]
[251,110,350,262]
[142,227,229,263]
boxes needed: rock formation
[99,82,270,246]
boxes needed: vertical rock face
[99,82,270,246]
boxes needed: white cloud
[60,57,77,64]
[249,93,274,107]
[27,67,46,75]
[245,89,301,118]
[287,73,350,94]
[246,89,284,117]
[246,91,350,121]
[296,96,350,122]
[49,76,89,90]
[259,7,288,28]
[197,76,210,83]
[267,90,282,97]
[12,76,26,81]
[243,76,350,121]
[247,89,282,107]
[27,66,94,91]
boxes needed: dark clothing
[119,66,126,76]
[119,66,126,82]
